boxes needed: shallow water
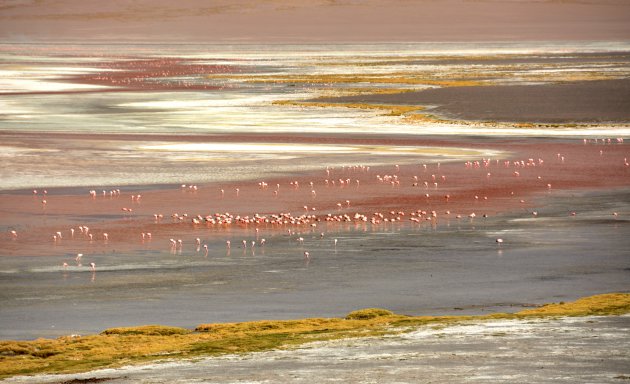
[2,42,630,190]
[0,189,628,340]
[1,43,629,342]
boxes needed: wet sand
[316,79,630,123]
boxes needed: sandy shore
[315,79,630,123]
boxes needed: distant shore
[314,79,630,124]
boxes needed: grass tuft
[100,325,190,336]
[345,308,395,320]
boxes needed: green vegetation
[101,325,191,336]
[516,293,630,317]
[345,308,394,320]
[1,293,628,379]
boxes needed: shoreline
[0,293,628,380]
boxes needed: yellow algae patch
[0,293,628,379]
[208,73,486,87]
[273,100,424,117]
[273,99,460,126]
[313,87,418,97]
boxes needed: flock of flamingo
[4,138,627,275]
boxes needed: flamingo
[89,263,96,272]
